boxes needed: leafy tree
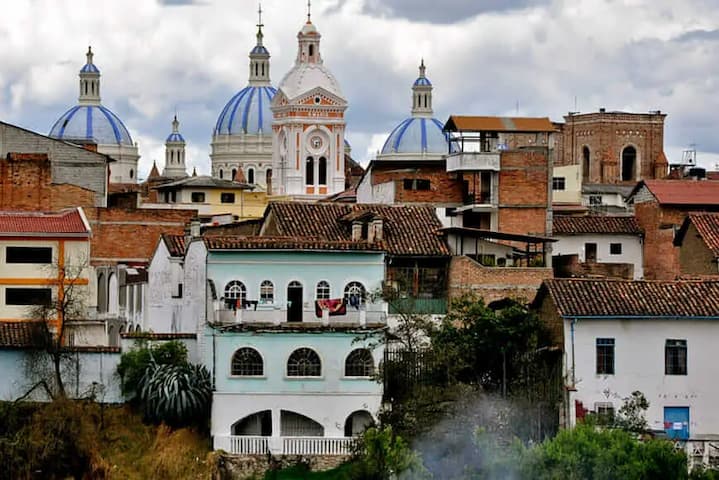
[350,426,429,480]
[612,391,650,434]
[117,339,188,401]
[140,362,211,428]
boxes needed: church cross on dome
[307,0,311,23]
[411,59,433,117]
[78,46,101,106]
[249,1,271,86]
[257,2,264,38]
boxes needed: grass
[264,462,359,480]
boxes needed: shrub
[140,362,212,428]
[117,340,188,401]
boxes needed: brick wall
[634,201,684,280]
[448,255,553,304]
[498,150,551,236]
[0,122,108,204]
[678,223,718,276]
[0,154,97,210]
[555,112,667,183]
[85,207,197,265]
[370,163,464,204]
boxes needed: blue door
[664,407,690,440]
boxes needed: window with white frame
[316,280,330,300]
[224,280,246,308]
[260,280,274,304]
[345,348,374,377]
[287,348,322,377]
[552,177,566,191]
[344,282,366,307]
[231,347,264,376]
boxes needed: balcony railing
[216,435,356,456]
[446,152,501,172]
[214,303,387,326]
[388,298,447,315]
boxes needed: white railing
[214,303,387,326]
[446,152,501,172]
[227,435,270,455]
[282,436,355,456]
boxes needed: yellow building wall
[552,164,582,204]
[175,188,269,220]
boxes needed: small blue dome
[251,45,270,55]
[49,105,133,146]
[80,63,100,74]
[413,76,432,87]
[381,117,455,155]
[166,132,185,143]
[214,85,277,136]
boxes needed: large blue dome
[381,117,454,155]
[49,105,134,146]
[214,85,277,136]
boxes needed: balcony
[215,435,356,456]
[446,152,500,172]
[214,303,387,326]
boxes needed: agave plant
[140,362,211,427]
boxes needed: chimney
[190,219,201,238]
[351,221,363,241]
[599,107,606,113]
[371,218,384,242]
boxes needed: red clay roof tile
[553,216,642,235]
[642,180,719,205]
[0,208,89,236]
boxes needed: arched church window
[130,169,134,179]
[232,168,237,181]
[255,63,258,77]
[248,168,255,185]
[219,169,224,179]
[261,63,265,76]
[305,157,314,185]
[621,146,637,182]
[309,44,314,57]
[582,146,590,183]
[318,157,327,185]
[91,82,94,95]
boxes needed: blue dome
[251,45,270,55]
[166,132,185,143]
[49,105,133,146]
[80,63,100,74]
[381,117,455,155]
[413,76,432,87]
[214,85,277,136]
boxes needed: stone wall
[448,255,553,304]
[678,222,718,276]
[213,453,350,479]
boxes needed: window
[221,192,235,204]
[6,288,51,306]
[665,339,687,375]
[231,347,264,376]
[610,243,622,255]
[403,178,430,191]
[6,247,52,264]
[595,402,615,423]
[260,280,274,304]
[248,168,255,185]
[287,348,321,377]
[552,177,566,191]
[589,195,602,206]
[191,192,206,203]
[318,157,327,185]
[224,280,246,308]
[596,338,615,374]
[582,146,591,183]
[231,168,237,181]
[219,169,224,179]
[585,243,597,263]
[621,146,637,182]
[344,282,366,308]
[316,281,330,300]
[130,169,134,179]
[345,349,374,377]
[306,157,314,185]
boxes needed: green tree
[612,391,650,434]
[117,340,188,402]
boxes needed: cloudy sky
[1,0,718,178]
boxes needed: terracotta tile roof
[162,234,186,257]
[6,153,49,162]
[264,202,450,256]
[553,216,642,235]
[204,236,385,252]
[0,321,41,348]
[444,116,556,133]
[633,180,719,206]
[675,213,719,257]
[707,172,719,181]
[540,278,719,318]
[0,208,89,236]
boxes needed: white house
[536,279,719,444]
[552,216,644,279]
[145,233,187,333]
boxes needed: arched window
[344,282,366,308]
[260,280,274,304]
[266,169,272,184]
[108,272,118,314]
[248,168,255,185]
[344,410,374,437]
[287,348,321,377]
[231,168,237,181]
[621,146,637,182]
[309,44,314,57]
[316,281,330,300]
[219,169,224,179]
[129,169,134,179]
[318,157,327,185]
[231,347,264,376]
[345,348,374,377]
[305,157,314,185]
[97,271,107,313]
[582,146,590,183]
[224,280,246,309]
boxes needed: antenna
[258,1,263,29]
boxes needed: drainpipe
[570,318,577,387]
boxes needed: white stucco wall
[146,239,185,333]
[565,318,719,438]
[553,233,643,279]
[356,177,395,205]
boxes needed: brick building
[674,213,719,276]
[556,110,668,184]
[628,180,719,280]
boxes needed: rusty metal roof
[444,116,556,133]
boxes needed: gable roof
[629,180,719,206]
[538,278,719,318]
[553,216,642,236]
[262,202,450,257]
[204,236,385,252]
[0,208,90,237]
[674,213,719,256]
[444,116,556,133]
[162,234,186,257]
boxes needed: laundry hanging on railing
[315,298,346,317]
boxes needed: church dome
[214,85,277,136]
[277,63,343,101]
[49,105,134,146]
[381,117,453,155]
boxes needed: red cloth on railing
[315,298,346,317]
